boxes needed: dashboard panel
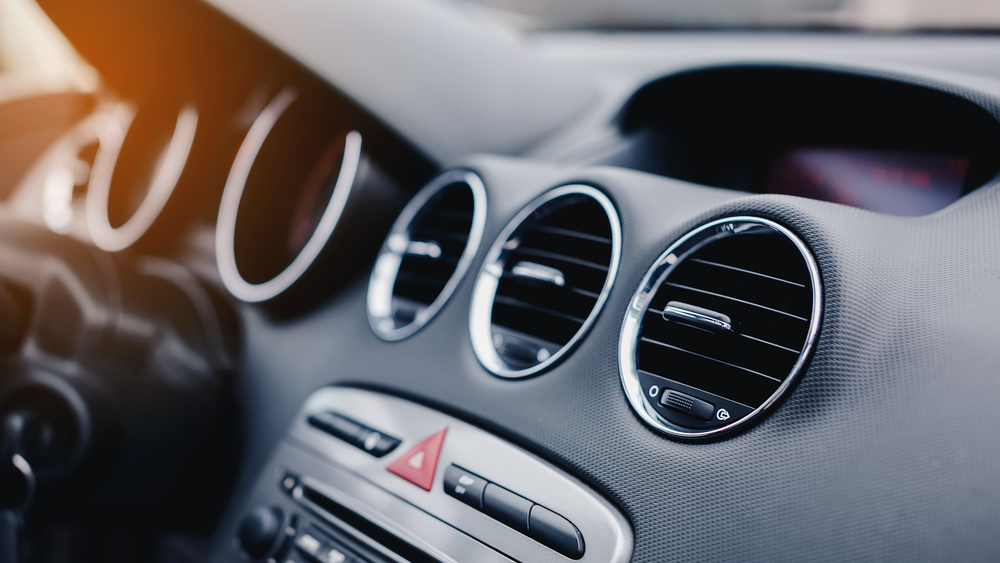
[764,146,970,215]
[602,65,1000,212]
[1,1,1000,562]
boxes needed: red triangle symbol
[386,428,446,491]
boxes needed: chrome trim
[406,240,442,259]
[215,87,363,302]
[618,216,823,440]
[293,478,455,563]
[511,261,565,287]
[368,170,487,341]
[662,301,733,333]
[86,102,199,251]
[470,185,622,379]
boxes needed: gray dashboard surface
[195,0,1000,166]
[200,0,599,163]
[222,154,1000,562]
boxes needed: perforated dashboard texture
[222,69,1000,563]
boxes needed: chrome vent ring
[368,170,487,340]
[619,216,822,440]
[471,185,621,378]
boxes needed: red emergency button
[386,428,446,491]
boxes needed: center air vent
[470,185,621,378]
[368,170,487,340]
[619,217,821,440]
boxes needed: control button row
[307,411,401,457]
[443,465,585,559]
[294,527,358,563]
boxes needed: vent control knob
[659,389,716,421]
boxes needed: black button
[528,505,585,559]
[294,532,324,559]
[482,483,532,534]
[317,543,354,563]
[307,412,401,457]
[280,472,299,494]
[443,465,488,510]
[307,413,366,445]
[360,431,400,458]
[659,389,715,421]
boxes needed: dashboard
[1,1,1000,562]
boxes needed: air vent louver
[471,185,621,378]
[620,217,821,439]
[368,170,486,340]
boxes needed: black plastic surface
[443,465,487,511]
[528,505,585,560]
[615,65,1000,200]
[482,483,532,535]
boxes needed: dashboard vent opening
[470,185,621,378]
[619,217,822,440]
[368,170,487,341]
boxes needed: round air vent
[216,87,362,303]
[620,217,821,440]
[368,170,487,340]
[87,99,199,251]
[470,185,621,378]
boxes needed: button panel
[258,387,634,563]
[442,464,585,559]
[307,412,401,457]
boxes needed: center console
[212,387,632,563]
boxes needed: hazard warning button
[386,428,446,491]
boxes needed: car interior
[1,0,1000,561]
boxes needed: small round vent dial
[620,217,822,440]
[471,185,621,378]
[368,170,487,340]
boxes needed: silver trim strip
[215,87,363,302]
[618,216,823,440]
[86,102,199,251]
[469,185,622,379]
[406,241,442,259]
[511,261,565,287]
[293,478,457,563]
[662,301,733,333]
[368,170,487,341]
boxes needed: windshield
[458,0,1000,31]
